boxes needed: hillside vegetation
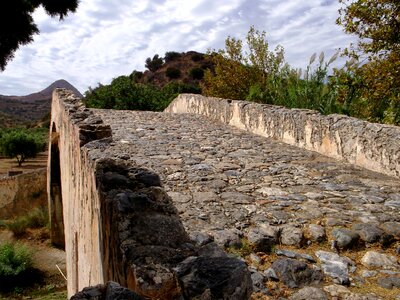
[84,51,208,111]
[84,1,399,126]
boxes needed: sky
[0,0,356,96]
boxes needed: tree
[0,129,45,166]
[145,54,164,72]
[165,67,181,79]
[337,0,400,124]
[202,26,285,100]
[164,51,182,63]
[337,0,399,58]
[0,0,78,70]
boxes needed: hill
[136,51,213,88]
[0,79,82,127]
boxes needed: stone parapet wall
[165,94,400,178]
[0,169,47,219]
[48,89,112,296]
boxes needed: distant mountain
[0,79,82,127]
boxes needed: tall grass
[246,52,343,115]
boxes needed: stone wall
[165,94,400,178]
[48,89,112,296]
[0,169,47,219]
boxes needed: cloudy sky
[0,0,356,96]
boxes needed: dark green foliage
[0,0,78,70]
[162,82,201,95]
[164,51,182,62]
[0,243,32,277]
[166,67,181,79]
[129,70,144,83]
[0,128,46,166]
[191,52,204,62]
[145,54,164,72]
[84,77,201,112]
[0,243,42,292]
[84,84,115,109]
[190,67,205,80]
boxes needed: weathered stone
[212,229,242,248]
[249,253,263,265]
[361,270,378,278]
[247,226,278,252]
[377,277,400,289]
[289,286,327,300]
[251,271,267,293]
[352,223,385,243]
[192,191,218,203]
[315,251,353,285]
[71,281,144,300]
[381,222,400,238]
[263,268,279,281]
[331,228,360,249]
[281,225,304,246]
[197,242,227,258]
[175,256,252,299]
[275,249,315,263]
[271,258,324,288]
[361,251,399,270]
[305,224,326,243]
[323,284,351,298]
[189,231,214,246]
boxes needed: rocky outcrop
[165,94,400,178]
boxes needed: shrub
[129,70,143,82]
[145,54,164,72]
[0,243,39,292]
[164,51,182,63]
[166,67,181,79]
[191,52,204,62]
[0,243,32,277]
[189,67,204,80]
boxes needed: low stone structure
[166,94,400,178]
[48,89,252,299]
[0,168,47,219]
[49,90,400,299]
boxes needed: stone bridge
[48,90,400,299]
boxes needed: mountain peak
[36,79,83,99]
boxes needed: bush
[189,67,204,80]
[145,54,164,72]
[191,52,204,62]
[0,243,32,277]
[165,67,181,79]
[0,243,37,292]
[164,51,182,63]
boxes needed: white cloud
[0,0,356,95]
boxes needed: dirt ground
[0,149,67,299]
[0,152,48,177]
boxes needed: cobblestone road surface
[95,109,400,299]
